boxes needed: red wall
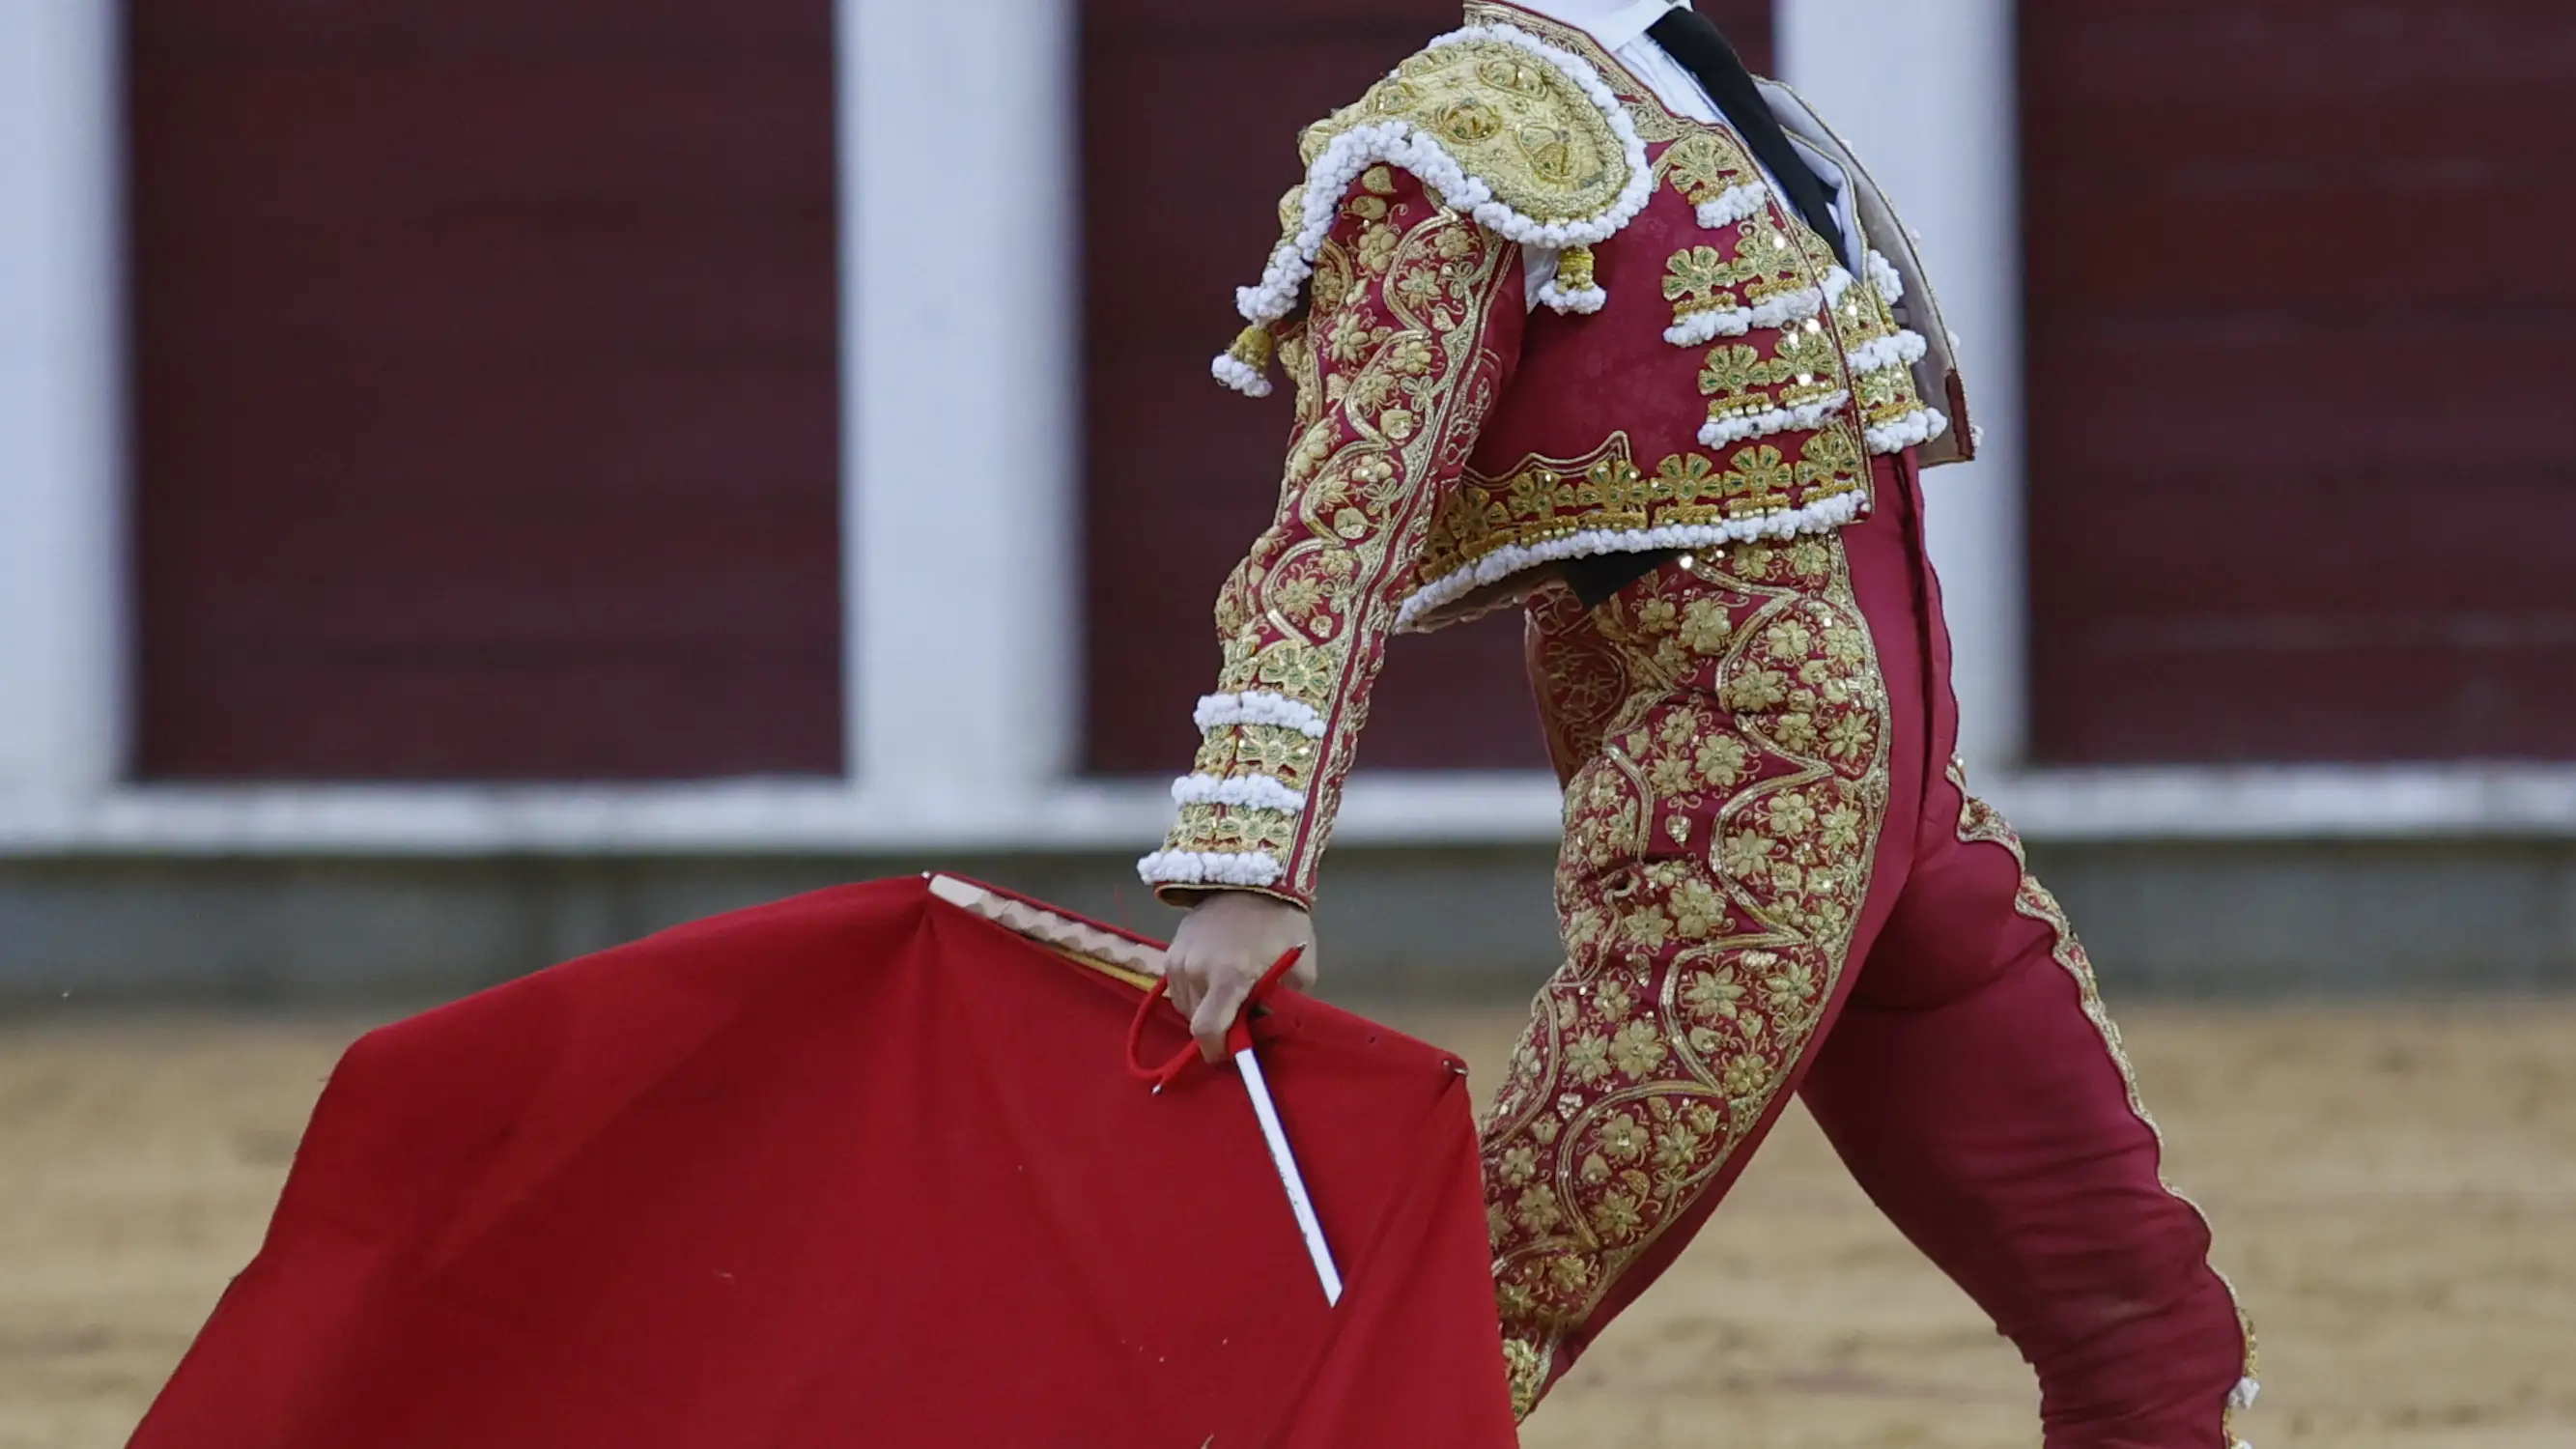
[128,0,843,781]
[1080,1,1776,776]
[2022,1,2576,762]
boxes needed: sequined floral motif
[1487,536,1890,1417]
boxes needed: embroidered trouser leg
[1486,525,1904,1415]
[1482,456,2253,1444]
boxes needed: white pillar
[1781,0,2027,773]
[0,0,125,810]
[840,0,1078,819]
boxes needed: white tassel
[1210,352,1274,398]
[1537,279,1607,314]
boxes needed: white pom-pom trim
[1846,329,1928,377]
[1695,182,1769,230]
[1230,23,1654,327]
[1663,306,1751,347]
[1698,391,1850,449]
[1664,284,1826,347]
[1138,849,1288,890]
[1394,488,1870,632]
[1864,407,1949,454]
[2230,1378,2261,1411]
[1193,691,1327,738]
[1210,352,1274,398]
[1866,249,1906,305]
[1537,279,1607,314]
[1170,773,1307,814]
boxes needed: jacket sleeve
[1139,164,1525,909]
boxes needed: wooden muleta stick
[925,873,1167,986]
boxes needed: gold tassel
[1555,243,1598,294]
[1228,323,1277,372]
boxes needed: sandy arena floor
[3,1003,2572,1448]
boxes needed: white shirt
[1511,0,1863,302]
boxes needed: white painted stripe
[4,765,2575,856]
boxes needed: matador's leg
[1483,540,1911,1419]
[1798,764,2258,1449]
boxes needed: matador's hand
[1163,893,1319,1064]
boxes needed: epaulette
[1212,23,1651,397]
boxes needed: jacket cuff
[1139,692,1331,908]
[1146,880,1316,914]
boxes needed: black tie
[1560,8,1851,611]
[1645,7,1849,265]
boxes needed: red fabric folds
[132,877,1517,1448]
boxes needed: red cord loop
[1124,947,1306,1090]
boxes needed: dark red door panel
[130,0,842,780]
[2022,1,2576,761]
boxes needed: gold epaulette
[1212,22,1651,395]
[1298,28,1640,236]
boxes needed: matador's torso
[1142,0,1975,905]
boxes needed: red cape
[132,876,1517,1447]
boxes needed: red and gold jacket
[1142,1,1971,908]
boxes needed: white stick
[1234,1045,1343,1306]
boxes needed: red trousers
[1485,454,2255,1445]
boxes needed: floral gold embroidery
[1487,535,1890,1416]
[1154,175,1522,906]
[1656,129,1761,209]
[1301,36,1636,225]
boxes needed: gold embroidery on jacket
[1159,180,1521,904]
[1297,39,1636,223]
[1424,419,1868,580]
[1660,220,1810,330]
[1656,129,1762,207]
